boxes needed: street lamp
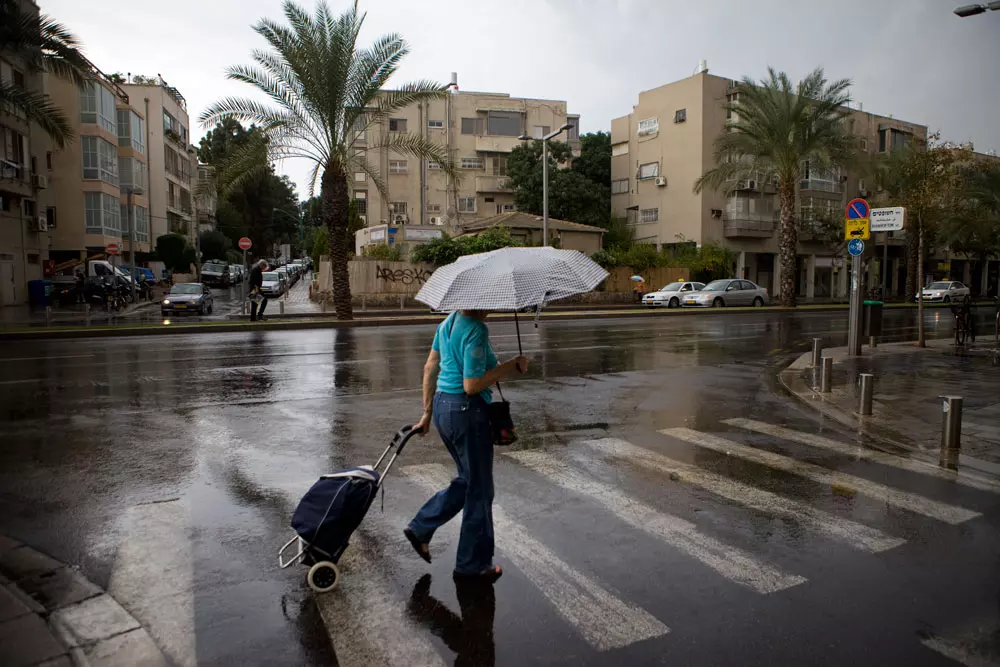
[272,207,303,259]
[954,1,1000,16]
[125,186,145,304]
[518,122,573,246]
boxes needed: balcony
[475,175,510,193]
[475,136,521,153]
[722,210,778,238]
[0,161,31,197]
[799,179,843,194]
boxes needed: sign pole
[242,249,248,315]
[848,252,863,356]
[844,198,871,357]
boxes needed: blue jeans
[408,392,495,575]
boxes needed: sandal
[453,565,503,583]
[403,528,431,563]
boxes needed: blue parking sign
[848,238,865,256]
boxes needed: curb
[0,535,168,667]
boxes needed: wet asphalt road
[1,309,998,666]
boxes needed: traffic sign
[870,207,905,232]
[238,237,252,251]
[846,198,870,220]
[848,238,865,256]
[106,243,120,255]
[844,218,870,241]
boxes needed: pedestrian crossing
[303,420,990,663]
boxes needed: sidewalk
[0,535,167,667]
[781,337,1000,476]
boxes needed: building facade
[0,0,53,306]
[611,70,927,300]
[353,82,579,245]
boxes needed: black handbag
[487,383,517,446]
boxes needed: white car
[643,281,706,308]
[917,281,970,303]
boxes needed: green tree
[202,0,454,320]
[156,233,193,273]
[0,0,90,148]
[199,230,232,261]
[937,161,1000,292]
[411,227,520,266]
[695,68,855,307]
[572,131,611,187]
[363,245,403,261]
[873,136,972,345]
[311,227,329,271]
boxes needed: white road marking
[920,625,1000,667]
[723,418,1000,494]
[581,438,903,553]
[506,450,806,593]
[1,354,95,362]
[108,500,196,667]
[402,463,669,651]
[661,428,981,525]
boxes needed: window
[891,130,910,150]
[878,128,887,153]
[81,136,118,185]
[461,117,484,135]
[389,118,407,132]
[640,208,659,223]
[390,201,407,215]
[859,138,868,151]
[858,178,867,193]
[167,180,178,209]
[497,203,515,214]
[490,155,508,176]
[180,187,192,213]
[85,192,102,233]
[674,109,686,123]
[638,162,659,180]
[81,83,117,133]
[427,119,444,129]
[612,178,629,194]
[117,109,131,147]
[389,159,407,174]
[99,86,116,134]
[354,191,367,216]
[46,207,57,230]
[23,199,36,217]
[533,126,551,139]
[27,253,39,264]
[461,156,484,170]
[135,206,149,242]
[165,146,182,178]
[353,172,367,182]
[427,161,441,170]
[162,109,186,143]
[611,142,629,157]
[458,196,476,213]
[566,117,579,142]
[487,111,522,137]
[119,157,147,191]
[80,82,97,124]
[84,192,121,236]
[2,126,26,178]
[29,156,36,175]
[46,151,52,170]
[427,203,441,212]
[637,117,659,136]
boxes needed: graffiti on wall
[376,265,432,285]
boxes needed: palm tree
[0,0,90,148]
[202,0,455,320]
[695,68,855,307]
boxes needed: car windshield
[928,282,951,289]
[659,282,684,292]
[262,272,278,281]
[703,280,731,291]
[170,284,202,295]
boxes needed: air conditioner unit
[859,188,870,198]
[32,216,47,232]
[32,174,47,189]
[429,216,442,225]
[359,215,366,224]
[736,180,747,190]
[393,214,409,224]
[654,176,667,187]
[746,179,757,190]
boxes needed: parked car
[917,281,970,303]
[161,283,214,316]
[260,271,284,297]
[276,268,292,288]
[682,279,769,308]
[643,281,706,308]
[201,260,231,287]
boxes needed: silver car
[682,279,769,308]
[643,281,706,308]
[917,281,970,303]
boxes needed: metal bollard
[858,373,874,416]
[279,300,285,315]
[84,303,91,324]
[399,295,405,310]
[361,295,367,311]
[241,300,247,316]
[869,336,877,348]
[821,357,832,393]
[322,298,327,313]
[940,395,963,452]
[811,338,823,367]
[45,306,52,325]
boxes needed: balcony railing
[722,210,778,238]
[475,175,510,193]
[799,179,843,194]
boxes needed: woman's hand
[512,355,529,373]
[414,412,432,435]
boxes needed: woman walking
[404,310,528,582]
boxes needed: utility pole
[518,123,573,246]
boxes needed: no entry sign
[106,243,120,255]
[238,237,252,251]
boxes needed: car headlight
[162,299,170,305]
[935,292,942,296]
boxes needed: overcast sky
[42,0,999,200]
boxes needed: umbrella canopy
[630,275,644,282]
[415,247,608,312]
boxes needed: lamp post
[518,123,573,246]
[125,186,145,303]
[954,1,1000,16]
[272,207,302,258]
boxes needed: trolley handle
[392,424,422,457]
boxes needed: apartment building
[120,78,197,243]
[0,0,53,306]
[611,69,927,300]
[354,81,579,239]
[45,71,151,265]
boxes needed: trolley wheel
[307,561,340,593]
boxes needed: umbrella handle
[514,311,522,356]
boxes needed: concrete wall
[319,258,435,297]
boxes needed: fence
[601,266,690,292]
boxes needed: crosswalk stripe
[580,438,904,553]
[506,450,806,593]
[661,428,980,525]
[313,534,448,667]
[723,418,1000,494]
[402,463,670,651]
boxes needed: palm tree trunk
[322,164,353,320]
[904,227,918,301]
[917,212,925,347]
[778,180,797,307]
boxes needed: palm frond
[367,131,457,178]
[343,154,388,201]
[0,80,74,148]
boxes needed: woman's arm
[463,356,528,396]
[415,349,440,434]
